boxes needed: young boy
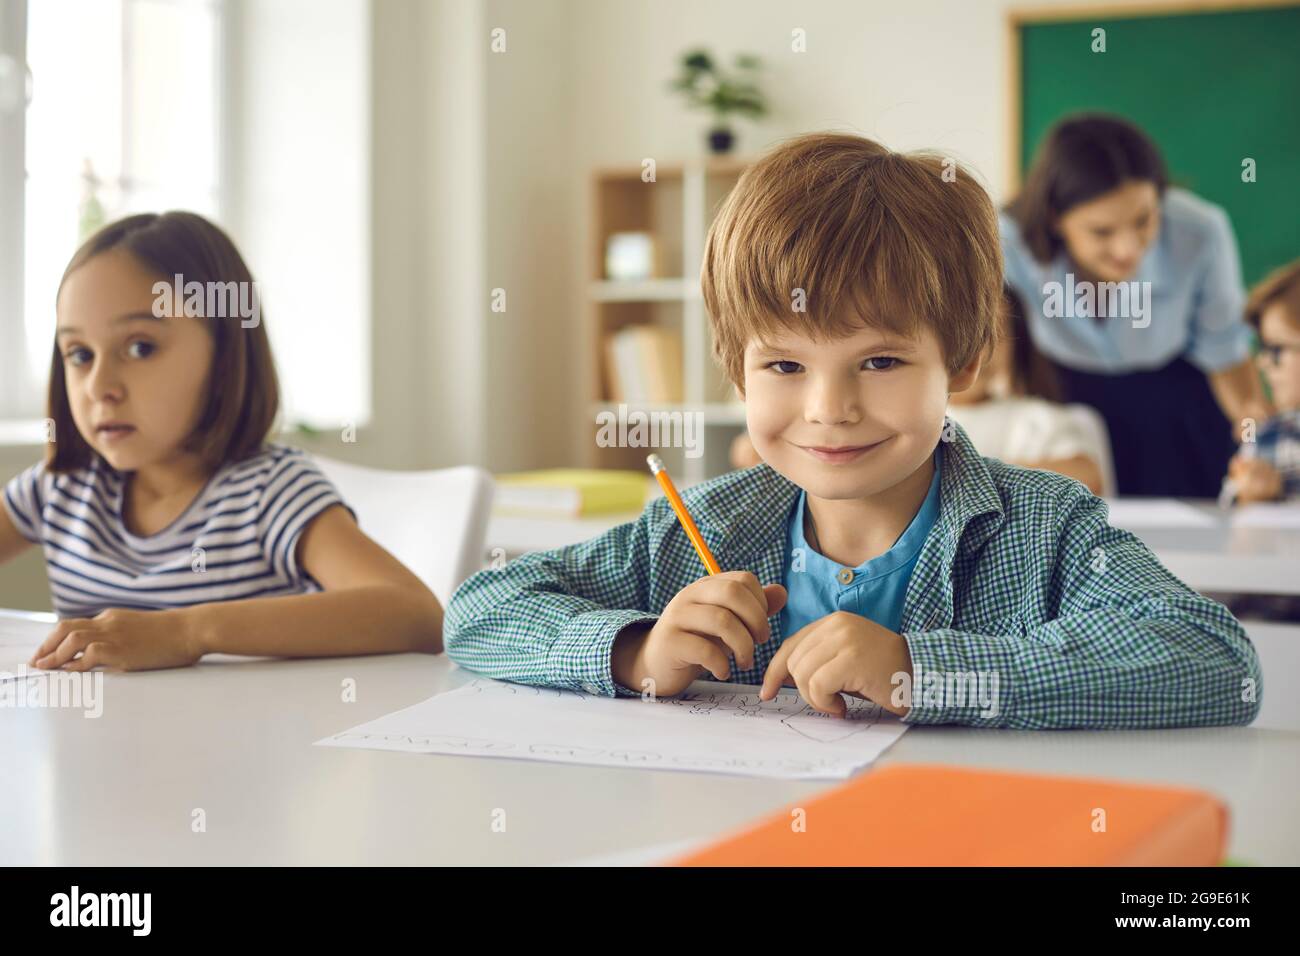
[1227,259,1300,502]
[446,133,1261,729]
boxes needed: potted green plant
[669,49,767,154]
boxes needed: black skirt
[1050,357,1236,498]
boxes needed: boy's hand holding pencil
[611,570,787,697]
[611,455,786,697]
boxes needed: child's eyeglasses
[1257,343,1300,365]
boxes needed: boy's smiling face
[741,320,980,501]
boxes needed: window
[3,0,221,424]
[1,0,370,434]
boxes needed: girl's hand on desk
[29,607,202,672]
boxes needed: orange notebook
[670,764,1228,866]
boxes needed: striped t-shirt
[2,444,352,618]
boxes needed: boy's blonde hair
[1245,259,1300,332]
[701,132,1002,395]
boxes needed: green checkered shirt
[447,420,1262,729]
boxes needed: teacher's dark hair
[47,211,280,473]
[1006,113,1168,264]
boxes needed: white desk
[489,499,1300,596]
[3,642,1298,866]
[1104,500,1300,596]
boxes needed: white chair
[1065,403,1117,498]
[312,456,495,605]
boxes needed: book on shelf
[604,324,683,404]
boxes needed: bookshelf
[587,157,752,486]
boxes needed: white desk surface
[4,641,1298,866]
[487,499,1300,595]
[1123,508,1300,596]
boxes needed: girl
[1001,113,1272,497]
[946,287,1107,494]
[0,211,442,671]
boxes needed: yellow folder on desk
[494,469,650,517]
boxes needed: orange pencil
[646,454,722,576]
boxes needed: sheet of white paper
[316,677,909,780]
[0,610,57,680]
[1103,498,1219,529]
[1230,503,1300,530]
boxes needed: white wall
[343,0,581,474]
[365,0,489,471]
[482,0,581,472]
[566,0,1169,199]
[226,0,371,433]
[288,0,579,475]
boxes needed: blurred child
[0,212,442,671]
[1226,259,1300,503]
[946,287,1106,494]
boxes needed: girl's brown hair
[1000,285,1060,402]
[46,211,280,473]
[1006,113,1168,264]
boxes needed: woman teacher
[1001,113,1272,497]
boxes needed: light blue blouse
[1000,187,1250,375]
[779,443,943,639]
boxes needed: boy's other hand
[759,611,913,718]
[612,571,786,698]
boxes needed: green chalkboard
[1017,3,1300,285]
